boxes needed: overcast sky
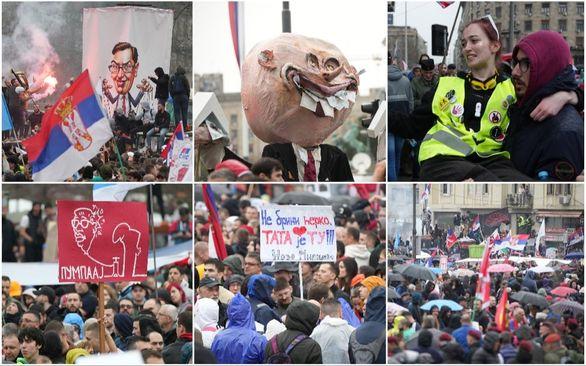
[194,0,387,94]
[392,1,462,64]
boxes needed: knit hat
[421,59,435,72]
[351,274,366,287]
[439,333,453,342]
[361,276,385,293]
[214,159,251,178]
[516,340,533,363]
[468,329,482,341]
[544,333,561,344]
[513,30,572,106]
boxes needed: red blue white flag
[22,70,113,181]
[202,184,228,260]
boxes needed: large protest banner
[260,205,336,262]
[82,6,173,118]
[57,201,150,282]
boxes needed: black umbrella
[510,291,549,308]
[396,263,437,281]
[273,192,332,206]
[388,273,405,282]
[388,287,400,300]
[550,300,584,315]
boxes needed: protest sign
[260,205,336,262]
[58,201,150,282]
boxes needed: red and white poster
[58,201,150,282]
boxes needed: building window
[524,20,532,32]
[577,20,584,33]
[577,36,584,48]
[483,184,489,195]
[547,184,555,195]
[525,4,532,17]
[484,8,491,16]
[559,3,568,16]
[578,3,584,14]
[541,3,550,16]
[541,20,550,30]
[559,19,567,32]
[495,6,501,18]
[441,184,450,195]
[563,184,572,195]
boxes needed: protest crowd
[387,229,585,363]
[2,265,193,364]
[194,184,387,364]
[2,65,191,182]
[1,184,194,364]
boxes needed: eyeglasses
[512,57,531,73]
[481,15,500,40]
[108,61,135,74]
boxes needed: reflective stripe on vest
[419,76,516,163]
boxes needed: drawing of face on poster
[60,201,149,282]
[82,7,174,118]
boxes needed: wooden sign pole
[98,282,105,353]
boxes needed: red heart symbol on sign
[292,226,307,236]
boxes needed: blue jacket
[211,294,267,364]
[452,324,472,353]
[338,297,361,328]
[522,271,538,293]
[247,274,281,331]
[350,286,386,364]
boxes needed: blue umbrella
[429,268,446,275]
[421,299,463,311]
[565,252,584,260]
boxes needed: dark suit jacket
[262,143,354,182]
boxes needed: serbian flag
[437,1,455,8]
[228,1,245,69]
[446,228,458,250]
[475,235,493,310]
[495,290,509,332]
[22,70,113,181]
[161,122,185,161]
[202,184,228,260]
[420,184,431,203]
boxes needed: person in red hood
[505,30,583,181]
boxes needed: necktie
[303,149,317,181]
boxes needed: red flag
[437,1,455,8]
[475,231,495,310]
[495,290,509,332]
[202,184,228,260]
[446,228,458,250]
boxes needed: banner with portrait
[82,6,173,118]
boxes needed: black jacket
[262,143,354,182]
[149,73,170,100]
[154,110,171,130]
[263,301,322,364]
[505,66,584,181]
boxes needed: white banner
[168,139,192,182]
[82,6,173,118]
[259,205,336,262]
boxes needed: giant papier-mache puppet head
[241,33,360,147]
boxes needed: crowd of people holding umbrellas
[387,238,584,364]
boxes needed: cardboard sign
[58,201,150,282]
[260,205,336,262]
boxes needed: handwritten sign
[260,205,336,262]
[57,201,150,282]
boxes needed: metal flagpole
[298,263,304,300]
[148,184,159,298]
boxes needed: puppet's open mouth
[281,64,357,118]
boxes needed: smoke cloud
[2,2,66,99]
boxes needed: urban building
[455,2,584,70]
[388,25,428,67]
[425,184,584,254]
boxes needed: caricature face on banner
[259,205,336,262]
[57,201,150,282]
[82,6,173,118]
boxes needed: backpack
[348,331,385,364]
[266,334,308,364]
[170,75,187,95]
